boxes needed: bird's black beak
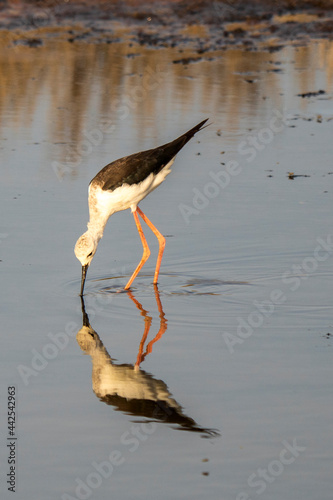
[80,264,89,296]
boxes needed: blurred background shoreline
[0,0,333,50]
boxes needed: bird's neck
[87,216,108,242]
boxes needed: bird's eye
[87,252,93,257]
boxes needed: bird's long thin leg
[124,210,151,290]
[136,207,166,284]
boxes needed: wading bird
[74,119,209,295]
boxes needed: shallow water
[1,32,333,500]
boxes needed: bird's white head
[74,231,98,267]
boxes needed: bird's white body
[87,158,174,239]
[74,118,208,293]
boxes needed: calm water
[1,30,333,500]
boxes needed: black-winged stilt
[74,118,209,295]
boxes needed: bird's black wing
[91,119,209,192]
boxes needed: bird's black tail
[160,118,209,157]
[183,118,210,140]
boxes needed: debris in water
[297,90,326,98]
[288,172,310,179]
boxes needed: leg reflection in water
[77,286,219,437]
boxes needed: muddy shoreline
[1,1,333,50]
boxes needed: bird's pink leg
[137,207,166,284]
[124,210,151,290]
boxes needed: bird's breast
[90,162,173,216]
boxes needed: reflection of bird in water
[77,287,219,437]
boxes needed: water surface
[1,33,333,500]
